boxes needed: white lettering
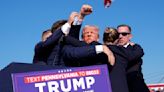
[85,77,95,88]
[48,81,59,92]
[72,77,85,91]
[35,82,46,92]
[34,76,95,92]
[60,79,71,91]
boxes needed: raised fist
[80,4,93,16]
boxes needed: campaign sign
[12,64,112,92]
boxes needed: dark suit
[126,45,150,92]
[32,24,81,66]
[61,33,110,66]
[61,42,108,67]
[63,36,145,92]
[46,25,81,67]
[108,44,144,92]
[33,27,66,65]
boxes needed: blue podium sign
[12,64,112,92]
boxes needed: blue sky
[0,0,164,84]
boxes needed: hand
[103,45,115,66]
[129,41,135,46]
[79,4,93,19]
[68,12,79,25]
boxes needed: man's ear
[97,34,100,41]
[81,34,84,39]
[97,38,99,42]
[129,34,133,39]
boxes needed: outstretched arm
[69,4,93,39]
[102,45,115,66]
[108,44,144,62]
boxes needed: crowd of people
[32,4,150,92]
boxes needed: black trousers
[127,71,150,92]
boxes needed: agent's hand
[103,45,115,66]
[129,41,135,46]
[68,12,79,25]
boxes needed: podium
[0,62,64,92]
[0,62,112,92]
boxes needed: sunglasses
[118,32,130,36]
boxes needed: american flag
[104,0,112,8]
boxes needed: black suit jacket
[33,25,81,66]
[125,44,144,73]
[63,36,144,92]
[33,27,65,64]
[125,45,149,92]
[46,25,81,66]
[61,43,108,67]
[107,44,144,92]
[62,35,109,67]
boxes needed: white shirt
[123,42,130,48]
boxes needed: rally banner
[12,64,112,92]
